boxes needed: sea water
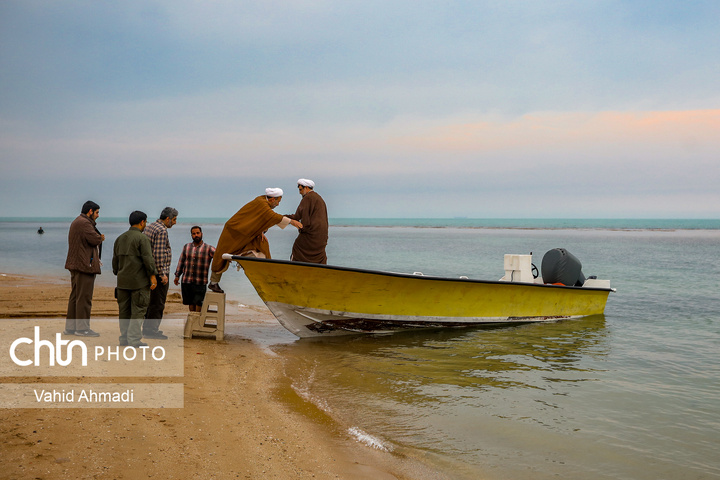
[1,219,719,479]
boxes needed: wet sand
[0,272,423,479]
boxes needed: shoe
[75,329,100,337]
[144,332,168,340]
[62,330,75,335]
[129,342,148,348]
[208,283,224,294]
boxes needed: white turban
[297,178,315,188]
[265,188,283,197]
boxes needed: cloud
[390,109,720,158]
[1,1,720,218]
[4,104,717,180]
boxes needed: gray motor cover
[541,248,586,286]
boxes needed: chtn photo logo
[8,326,166,367]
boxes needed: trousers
[65,270,96,332]
[144,280,169,334]
[117,287,150,346]
[209,262,230,284]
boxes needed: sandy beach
[0,273,431,479]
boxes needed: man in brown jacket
[64,200,105,337]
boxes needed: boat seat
[183,291,225,341]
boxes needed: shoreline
[5,217,719,233]
[0,272,431,479]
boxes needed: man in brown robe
[209,188,302,293]
[287,178,329,264]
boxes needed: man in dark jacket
[113,211,158,347]
[64,200,105,337]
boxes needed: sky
[1,0,719,219]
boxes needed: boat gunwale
[225,254,614,293]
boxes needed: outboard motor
[541,248,586,286]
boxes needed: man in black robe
[287,179,329,264]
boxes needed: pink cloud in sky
[390,109,720,158]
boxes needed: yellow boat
[222,252,614,338]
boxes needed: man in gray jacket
[64,200,105,337]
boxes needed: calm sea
[1,218,719,479]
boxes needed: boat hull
[230,256,612,338]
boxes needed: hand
[150,275,158,290]
[292,220,303,229]
[161,275,169,285]
[174,276,180,286]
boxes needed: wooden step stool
[183,291,225,341]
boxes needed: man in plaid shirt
[174,226,215,311]
[143,206,178,339]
